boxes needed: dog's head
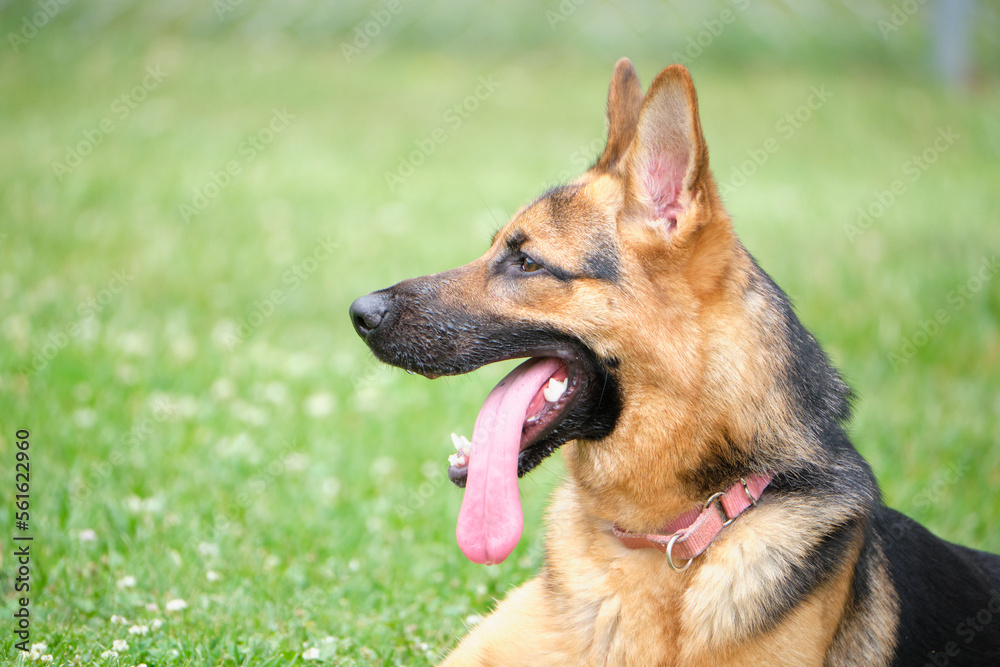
[350,61,843,563]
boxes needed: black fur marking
[876,508,1000,665]
[746,254,853,432]
[754,516,862,635]
[541,263,574,283]
[741,253,879,504]
[845,516,877,619]
[582,235,621,283]
[542,184,582,221]
[505,229,527,252]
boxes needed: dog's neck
[562,246,851,532]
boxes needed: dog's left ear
[623,65,713,242]
[594,58,643,172]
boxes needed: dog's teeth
[451,433,471,453]
[543,378,567,403]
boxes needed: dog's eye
[520,256,543,273]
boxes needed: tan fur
[436,61,896,665]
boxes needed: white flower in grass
[112,639,128,652]
[100,650,118,659]
[78,529,97,542]
[206,570,220,582]
[25,642,51,661]
[197,542,219,558]
[263,381,289,405]
[303,392,335,418]
[231,400,267,426]
[145,602,159,612]
[118,331,150,357]
[211,376,236,401]
[117,575,136,588]
[151,618,164,630]
[128,624,148,635]
[73,408,97,428]
[169,333,197,362]
[110,615,128,625]
[165,598,187,612]
[302,647,321,660]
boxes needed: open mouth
[351,292,622,566]
[437,350,606,566]
[446,355,580,487]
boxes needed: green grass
[1,3,999,665]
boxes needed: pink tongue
[456,357,561,564]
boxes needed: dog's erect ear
[623,65,711,240]
[593,58,643,172]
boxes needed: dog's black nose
[349,292,389,339]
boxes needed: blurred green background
[1,0,998,664]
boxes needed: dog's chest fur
[539,483,897,667]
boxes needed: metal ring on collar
[666,533,692,571]
[703,491,733,527]
[741,478,758,506]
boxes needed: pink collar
[612,474,773,570]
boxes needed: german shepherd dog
[349,61,1000,665]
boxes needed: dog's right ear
[622,64,712,245]
[593,58,643,172]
